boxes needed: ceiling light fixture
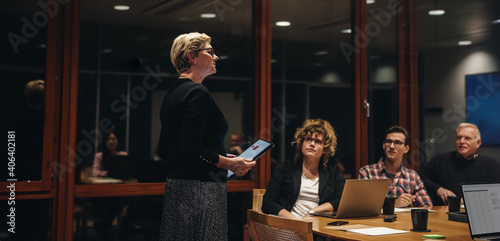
[458,41,471,46]
[276,21,291,27]
[341,29,352,34]
[492,19,500,24]
[114,5,130,11]
[367,0,375,4]
[314,51,329,56]
[201,13,216,18]
[428,10,445,16]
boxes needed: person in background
[228,130,250,155]
[418,123,500,205]
[358,126,432,208]
[92,132,128,177]
[15,79,45,181]
[158,32,255,241]
[262,118,345,220]
[10,79,49,241]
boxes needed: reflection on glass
[418,0,500,163]
[1,1,47,182]
[367,0,399,164]
[77,0,254,183]
[74,196,162,240]
[271,0,354,177]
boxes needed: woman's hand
[217,155,256,176]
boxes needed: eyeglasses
[196,47,215,57]
[383,139,405,147]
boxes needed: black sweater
[159,78,228,182]
[418,151,500,205]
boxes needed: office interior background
[1,0,500,240]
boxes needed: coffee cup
[448,196,461,213]
[382,197,396,215]
[411,209,430,232]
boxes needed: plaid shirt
[358,158,432,207]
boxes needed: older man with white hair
[418,123,500,206]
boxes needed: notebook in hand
[311,179,390,219]
[461,182,500,241]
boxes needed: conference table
[308,206,472,240]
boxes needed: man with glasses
[418,123,500,206]
[358,126,432,207]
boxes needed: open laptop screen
[461,182,500,239]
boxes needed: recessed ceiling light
[114,5,130,11]
[218,55,229,60]
[367,0,375,4]
[276,21,291,27]
[492,19,500,24]
[314,51,329,56]
[37,44,46,48]
[458,41,471,46]
[341,29,352,34]
[201,13,216,18]
[428,10,445,16]
[102,48,113,53]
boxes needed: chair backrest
[252,189,266,213]
[247,209,314,241]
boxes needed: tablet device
[238,139,275,161]
[227,139,274,177]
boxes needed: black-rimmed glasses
[196,47,215,57]
[383,139,405,147]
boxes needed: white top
[291,174,320,219]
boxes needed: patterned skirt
[159,178,228,241]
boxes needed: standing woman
[159,32,255,241]
[262,119,345,220]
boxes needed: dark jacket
[262,159,345,215]
[159,78,228,182]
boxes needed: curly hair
[291,118,337,167]
[170,32,211,74]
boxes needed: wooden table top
[307,206,472,240]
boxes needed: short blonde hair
[457,123,481,141]
[170,32,211,74]
[291,118,337,167]
[24,79,45,106]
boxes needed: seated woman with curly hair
[262,118,345,219]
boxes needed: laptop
[461,182,500,241]
[311,179,390,219]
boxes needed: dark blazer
[262,159,345,216]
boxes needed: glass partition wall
[271,0,355,177]
[75,0,254,240]
[77,0,255,186]
[4,0,500,240]
[418,0,500,164]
